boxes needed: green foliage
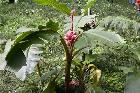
[0,70,42,93]
[83,0,96,15]
[74,28,124,50]
[64,15,96,32]
[0,1,64,93]
[101,72,125,93]
[5,8,129,93]
[33,0,71,15]
[0,1,63,39]
[92,45,139,93]
[1,0,140,93]
[83,28,124,43]
[1,15,124,93]
[64,15,124,50]
[98,16,140,39]
[43,80,56,93]
[5,20,60,71]
[93,0,140,21]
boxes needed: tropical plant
[0,0,124,93]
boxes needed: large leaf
[74,34,90,49]
[15,44,43,81]
[33,0,71,15]
[75,28,125,50]
[64,15,97,32]
[3,21,60,73]
[0,39,13,70]
[84,29,124,43]
[16,26,37,34]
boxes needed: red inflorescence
[64,31,77,46]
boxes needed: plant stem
[60,36,72,93]
[79,52,86,93]
[65,49,73,93]
[79,68,85,93]
[37,63,44,88]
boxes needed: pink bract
[64,31,77,46]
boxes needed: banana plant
[0,0,125,93]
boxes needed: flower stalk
[63,9,78,93]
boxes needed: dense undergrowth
[0,0,140,93]
[0,1,64,93]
